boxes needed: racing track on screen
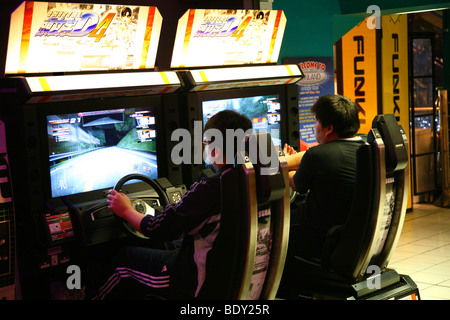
[50,146,157,198]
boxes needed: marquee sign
[171,9,286,68]
[5,2,162,74]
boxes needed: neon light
[191,65,302,83]
[26,72,180,93]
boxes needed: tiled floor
[390,203,450,300]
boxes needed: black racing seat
[196,132,290,299]
[277,114,420,300]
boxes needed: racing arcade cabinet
[277,115,420,300]
[0,2,185,299]
[170,9,304,186]
[167,9,302,299]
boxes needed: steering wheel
[113,174,170,239]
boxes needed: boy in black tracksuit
[93,110,252,299]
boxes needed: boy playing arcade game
[91,110,252,299]
[282,94,365,261]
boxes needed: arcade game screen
[202,94,282,147]
[47,107,158,198]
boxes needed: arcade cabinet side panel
[0,120,15,299]
[285,84,300,151]
[161,93,184,186]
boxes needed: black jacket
[140,165,231,298]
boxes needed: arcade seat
[196,132,290,299]
[277,114,420,300]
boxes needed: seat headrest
[369,114,408,173]
[234,132,285,205]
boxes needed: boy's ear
[208,145,223,164]
[212,146,223,163]
[324,124,334,136]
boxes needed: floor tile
[391,203,450,300]
[420,285,450,300]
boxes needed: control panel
[36,177,186,270]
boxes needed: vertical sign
[381,14,411,209]
[284,57,334,150]
[339,17,380,134]
[381,15,409,138]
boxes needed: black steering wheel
[113,174,170,239]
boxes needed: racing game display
[47,107,158,198]
[202,94,282,147]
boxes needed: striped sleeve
[140,177,221,241]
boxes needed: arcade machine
[167,10,420,301]
[169,9,302,300]
[169,9,304,185]
[0,2,185,299]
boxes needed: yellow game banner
[341,17,380,135]
[6,2,162,74]
[381,14,411,209]
[381,15,409,136]
[171,9,286,68]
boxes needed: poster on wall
[283,57,334,151]
[381,14,411,209]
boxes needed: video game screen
[201,94,282,146]
[47,107,158,198]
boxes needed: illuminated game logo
[35,10,116,42]
[193,13,256,41]
[171,9,286,68]
[6,2,163,74]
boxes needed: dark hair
[204,110,252,161]
[121,7,132,17]
[310,94,360,138]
